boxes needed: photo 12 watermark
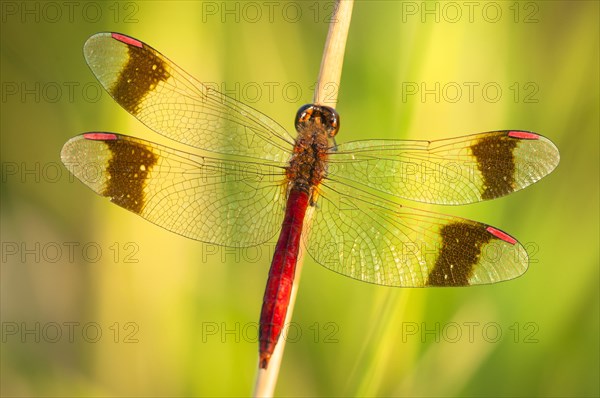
[401,81,540,104]
[1,1,139,24]
[401,321,540,344]
[200,1,340,24]
[400,1,540,24]
[203,81,338,105]
[1,241,140,264]
[200,321,339,345]
[2,321,140,344]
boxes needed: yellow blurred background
[1,1,598,396]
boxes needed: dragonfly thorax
[286,105,340,199]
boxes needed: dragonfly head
[295,104,340,138]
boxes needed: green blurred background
[1,1,598,396]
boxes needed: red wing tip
[486,227,517,245]
[508,131,540,140]
[83,133,119,141]
[111,33,143,48]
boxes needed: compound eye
[317,106,339,137]
[294,104,314,130]
[327,109,340,137]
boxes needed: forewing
[304,180,528,287]
[329,131,559,205]
[83,32,294,162]
[61,133,287,247]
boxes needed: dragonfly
[61,32,560,369]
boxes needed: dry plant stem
[314,0,354,107]
[253,1,354,397]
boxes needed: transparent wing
[61,133,287,247]
[329,130,560,205]
[304,180,528,287]
[84,32,294,162]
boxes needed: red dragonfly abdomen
[259,188,309,369]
